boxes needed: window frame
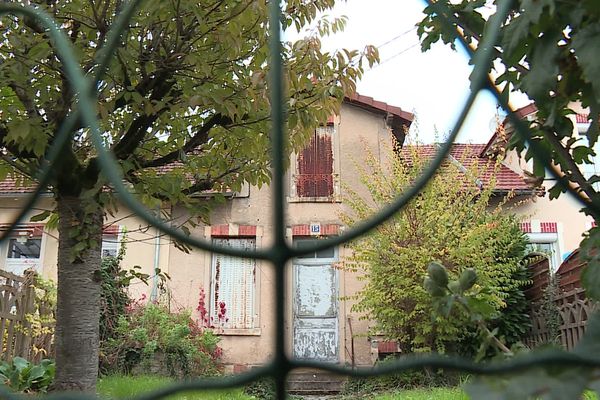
[1,225,46,275]
[101,233,120,258]
[288,123,341,203]
[527,233,561,272]
[209,236,260,335]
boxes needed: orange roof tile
[345,93,413,123]
[400,143,535,193]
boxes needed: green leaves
[520,30,560,100]
[418,0,600,207]
[459,268,477,291]
[428,262,449,288]
[466,366,590,400]
[343,141,529,354]
[0,358,55,393]
[464,307,600,400]
[580,228,600,300]
[571,24,600,99]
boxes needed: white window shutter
[211,238,256,329]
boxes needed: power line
[368,42,421,70]
[376,27,417,49]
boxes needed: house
[0,93,413,370]
[481,103,596,270]
[2,94,589,370]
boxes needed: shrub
[100,302,222,377]
[243,378,276,400]
[20,275,56,360]
[99,235,168,344]
[342,356,465,395]
[0,357,55,393]
[342,143,530,354]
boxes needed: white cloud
[289,0,531,144]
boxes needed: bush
[342,357,465,395]
[342,143,530,354]
[0,357,55,393]
[99,235,168,344]
[243,378,276,400]
[99,255,132,344]
[100,302,222,377]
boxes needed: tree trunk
[54,195,103,392]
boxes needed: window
[7,237,41,259]
[210,238,256,329]
[5,235,42,275]
[294,125,337,199]
[527,239,559,271]
[294,238,335,259]
[101,234,119,258]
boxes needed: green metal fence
[1,0,599,399]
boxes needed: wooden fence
[523,251,595,350]
[0,269,54,362]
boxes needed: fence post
[18,270,37,359]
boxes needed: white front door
[292,239,338,362]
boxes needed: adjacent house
[481,103,596,270]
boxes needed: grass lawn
[366,387,598,400]
[368,387,468,400]
[97,375,252,400]
[97,375,600,399]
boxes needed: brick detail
[211,224,257,237]
[211,224,230,237]
[321,224,339,235]
[0,223,44,237]
[103,225,119,235]
[540,222,558,233]
[238,225,257,237]
[291,224,339,236]
[576,113,589,124]
[292,225,310,236]
[378,340,399,354]
[520,222,532,233]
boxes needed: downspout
[349,317,355,367]
[150,208,161,302]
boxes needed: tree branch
[111,76,176,159]
[140,113,231,168]
[8,82,41,120]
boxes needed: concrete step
[287,372,347,394]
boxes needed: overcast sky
[291,0,531,144]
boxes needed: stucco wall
[0,102,400,370]
[500,109,594,263]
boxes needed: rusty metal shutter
[296,126,334,197]
[211,238,256,329]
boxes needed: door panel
[293,263,338,361]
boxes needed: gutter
[150,208,161,302]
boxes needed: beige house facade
[2,96,592,370]
[482,103,596,271]
[0,94,413,370]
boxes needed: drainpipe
[348,317,355,367]
[150,209,161,302]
